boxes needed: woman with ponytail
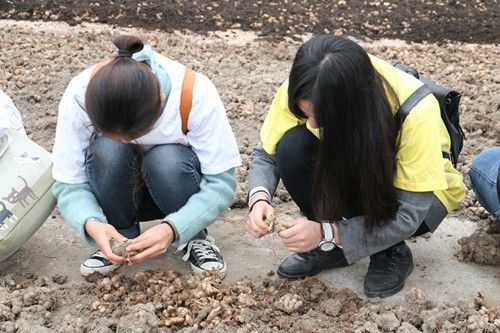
[246,35,465,298]
[53,35,240,276]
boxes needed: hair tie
[117,49,132,58]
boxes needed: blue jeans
[469,147,500,221]
[85,136,206,239]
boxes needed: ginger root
[265,212,289,233]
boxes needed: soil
[110,239,138,261]
[1,1,500,44]
[0,3,499,331]
[458,218,500,266]
[0,271,499,333]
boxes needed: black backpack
[393,63,465,167]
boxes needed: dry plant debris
[0,271,499,332]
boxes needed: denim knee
[470,148,500,179]
[469,147,500,219]
[141,144,202,214]
[85,135,138,178]
[142,144,201,187]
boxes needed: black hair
[288,35,400,228]
[85,35,162,139]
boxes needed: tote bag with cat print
[0,129,56,262]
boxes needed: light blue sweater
[52,168,236,248]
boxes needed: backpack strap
[180,67,196,135]
[395,84,432,123]
[396,84,452,161]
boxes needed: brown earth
[458,218,500,266]
[0,11,499,333]
[1,0,500,44]
[0,271,499,332]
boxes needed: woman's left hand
[278,217,322,253]
[127,224,174,264]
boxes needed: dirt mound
[87,270,363,331]
[1,1,500,44]
[458,219,500,266]
[0,271,499,332]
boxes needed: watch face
[320,242,336,252]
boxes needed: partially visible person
[0,89,26,156]
[0,89,56,262]
[0,90,25,135]
[469,147,500,222]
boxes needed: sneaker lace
[93,250,106,258]
[182,239,221,262]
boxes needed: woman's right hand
[85,219,128,265]
[246,195,274,238]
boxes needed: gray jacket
[248,147,447,264]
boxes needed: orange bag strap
[180,67,196,135]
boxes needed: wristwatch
[319,223,336,252]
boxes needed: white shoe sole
[190,262,227,277]
[80,263,121,277]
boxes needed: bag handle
[180,67,196,135]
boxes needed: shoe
[182,238,226,275]
[80,250,121,276]
[277,247,349,279]
[0,133,10,158]
[364,241,414,298]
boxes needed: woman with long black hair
[246,35,465,298]
[53,35,240,276]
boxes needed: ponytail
[113,35,144,58]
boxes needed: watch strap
[321,223,333,242]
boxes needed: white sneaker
[182,238,226,275]
[0,133,10,158]
[80,250,121,276]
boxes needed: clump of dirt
[458,219,500,266]
[354,289,500,333]
[0,275,60,333]
[50,274,67,285]
[110,239,138,261]
[1,271,499,332]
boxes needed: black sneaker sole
[276,252,350,280]
[276,265,324,280]
[364,261,415,298]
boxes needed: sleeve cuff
[81,216,107,246]
[248,186,272,204]
[162,218,179,241]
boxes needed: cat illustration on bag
[0,201,14,225]
[2,176,38,208]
